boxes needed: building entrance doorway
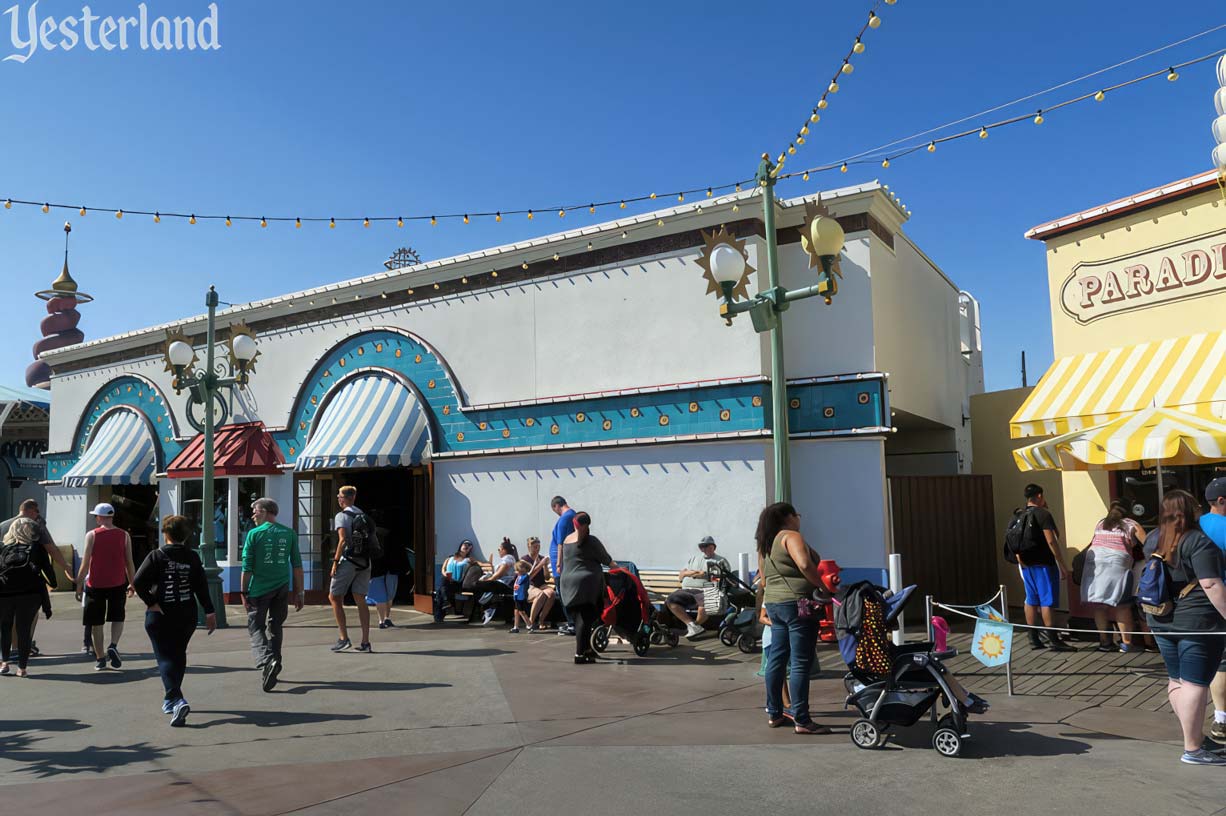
[294,467,432,606]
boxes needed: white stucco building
[39,184,982,605]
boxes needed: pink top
[87,526,127,589]
[1089,518,1140,555]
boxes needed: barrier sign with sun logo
[971,619,1013,668]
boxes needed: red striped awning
[165,422,285,479]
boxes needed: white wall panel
[789,438,889,573]
[433,441,768,570]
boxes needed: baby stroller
[837,582,979,758]
[592,567,676,655]
[713,566,761,653]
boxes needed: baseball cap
[698,536,716,547]
[1206,477,1226,503]
[92,502,116,517]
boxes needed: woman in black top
[559,512,613,664]
[0,518,55,677]
[1145,490,1226,765]
[132,515,216,727]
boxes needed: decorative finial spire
[27,222,94,389]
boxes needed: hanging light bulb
[115,209,124,219]
[800,125,810,136]
[461,276,468,284]
[527,210,534,220]
[802,172,810,181]
[868,12,881,27]
[553,253,560,261]
[495,211,502,222]
[788,144,796,155]
[297,217,303,229]
[190,214,197,225]
[828,81,839,93]
[396,217,403,228]
[558,209,565,218]
[1094,90,1105,102]
[433,283,440,290]
[818,99,828,110]
[881,158,890,168]
[706,187,713,197]
[153,212,160,223]
[407,288,414,295]
[463,214,470,224]
[810,112,820,124]
[735,184,742,192]
[621,231,628,238]
[777,153,786,164]
[225,216,232,227]
[589,204,596,213]
[619,200,626,209]
[657,219,664,227]
[885,0,896,4]
[841,62,853,75]
[1167,66,1179,82]
[732,203,740,212]
[797,136,805,145]
[678,192,685,202]
[840,162,848,173]
[41,203,49,214]
[262,217,269,228]
[79,206,86,216]
[1034,111,1044,125]
[979,126,988,139]
[521,262,528,269]
[586,241,593,250]
[927,141,936,153]
[853,38,865,54]
[329,218,336,229]
[431,215,437,225]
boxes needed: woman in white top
[473,539,518,625]
[1081,500,1145,653]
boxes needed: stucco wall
[970,387,1069,609]
[433,440,768,570]
[789,437,889,579]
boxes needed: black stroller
[712,566,760,653]
[592,567,677,655]
[836,583,980,758]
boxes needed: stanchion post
[924,594,934,642]
[889,553,904,646]
[1000,583,1015,697]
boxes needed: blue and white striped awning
[62,409,157,487]
[294,374,433,471]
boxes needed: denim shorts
[1154,634,1225,687]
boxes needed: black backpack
[342,509,383,564]
[1003,508,1041,563]
[0,540,37,588]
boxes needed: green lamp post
[699,154,845,504]
[162,286,260,627]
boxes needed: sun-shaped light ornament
[977,631,1006,660]
[695,227,755,324]
[800,198,845,304]
[161,328,198,394]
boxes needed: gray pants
[247,585,289,668]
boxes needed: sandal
[767,716,788,728]
[15,668,27,678]
[793,722,831,735]
[0,663,9,676]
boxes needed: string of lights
[0,179,759,231]
[777,47,1226,214]
[840,22,1226,166]
[775,0,891,172]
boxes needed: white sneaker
[482,608,497,625]
[685,622,704,640]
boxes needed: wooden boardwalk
[941,631,1173,712]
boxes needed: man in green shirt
[240,498,304,692]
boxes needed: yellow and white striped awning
[1014,406,1226,472]
[1009,330,1226,439]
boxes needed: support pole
[1000,583,1014,696]
[924,594,934,642]
[758,160,790,503]
[198,287,227,628]
[888,553,904,646]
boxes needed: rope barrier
[928,587,1002,609]
[933,601,1225,639]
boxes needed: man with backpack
[1,499,72,660]
[328,485,380,653]
[1004,484,1073,651]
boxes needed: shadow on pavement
[0,739,168,778]
[24,664,248,683]
[401,648,513,658]
[881,720,1093,758]
[0,719,88,734]
[281,680,452,695]
[187,709,372,728]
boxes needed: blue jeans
[764,601,818,725]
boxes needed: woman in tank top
[757,501,829,735]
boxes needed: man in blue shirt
[1199,476,1226,740]
[549,495,576,636]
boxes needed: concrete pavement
[0,594,1222,815]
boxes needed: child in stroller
[836,582,989,758]
[591,566,678,655]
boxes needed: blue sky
[0,0,1222,392]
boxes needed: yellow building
[1004,169,1226,556]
